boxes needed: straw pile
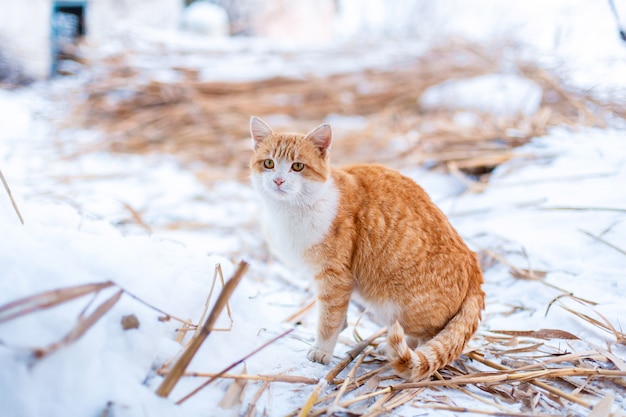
[66,41,626,182]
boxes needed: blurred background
[2,1,625,183]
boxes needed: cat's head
[249,116,332,205]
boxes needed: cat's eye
[263,159,275,169]
[291,162,305,172]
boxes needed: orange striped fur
[249,117,484,381]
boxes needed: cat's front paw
[307,346,332,365]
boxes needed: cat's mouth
[272,185,289,196]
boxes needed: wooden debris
[120,314,140,330]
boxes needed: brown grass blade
[34,289,123,359]
[195,264,220,336]
[588,394,614,417]
[175,327,293,405]
[411,403,556,417]
[195,264,233,338]
[336,386,393,409]
[120,201,152,233]
[219,364,248,410]
[284,298,316,323]
[554,296,626,343]
[433,369,517,414]
[243,380,270,417]
[0,281,115,323]
[465,352,592,408]
[120,288,195,326]
[325,327,387,383]
[591,344,626,371]
[358,387,396,417]
[580,229,626,256]
[509,268,548,280]
[491,329,579,340]
[333,346,371,407]
[0,167,24,225]
[362,388,422,417]
[496,350,607,372]
[538,206,626,213]
[156,260,248,398]
[175,320,193,344]
[297,379,327,417]
[183,372,318,385]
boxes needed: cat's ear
[305,123,332,158]
[250,116,274,149]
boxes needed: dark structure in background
[51,1,87,75]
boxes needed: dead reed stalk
[175,327,294,405]
[34,289,123,359]
[156,260,249,398]
[0,167,24,225]
[0,281,115,324]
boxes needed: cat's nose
[273,177,285,187]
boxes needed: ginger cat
[249,116,484,381]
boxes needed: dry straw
[65,41,626,184]
[2,255,625,414]
[156,260,249,398]
[0,167,24,224]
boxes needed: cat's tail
[385,285,484,381]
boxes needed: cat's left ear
[305,123,332,158]
[250,116,274,149]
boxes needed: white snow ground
[1,1,626,416]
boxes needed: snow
[445,129,626,336]
[1,1,626,416]
[181,1,229,37]
[419,74,544,116]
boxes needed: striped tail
[385,287,484,381]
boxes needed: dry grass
[1,255,625,415]
[0,167,24,225]
[156,260,248,399]
[63,40,626,183]
[159,250,625,416]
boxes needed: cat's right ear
[250,116,274,150]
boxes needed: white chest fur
[259,179,339,269]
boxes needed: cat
[249,116,485,381]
